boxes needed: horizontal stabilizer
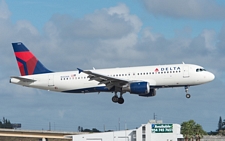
[10,76,36,82]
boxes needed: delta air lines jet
[10,42,215,104]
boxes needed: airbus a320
[10,42,215,104]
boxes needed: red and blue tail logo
[12,42,52,76]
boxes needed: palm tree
[181,120,207,141]
[194,124,206,141]
[181,120,194,141]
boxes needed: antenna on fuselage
[182,62,185,64]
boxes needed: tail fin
[12,42,52,76]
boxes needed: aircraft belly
[55,79,103,93]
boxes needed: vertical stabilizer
[12,42,52,76]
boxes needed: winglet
[77,68,83,74]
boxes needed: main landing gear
[112,92,124,104]
[185,86,191,98]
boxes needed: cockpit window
[196,68,206,72]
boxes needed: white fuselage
[10,63,215,95]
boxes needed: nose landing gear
[185,86,191,98]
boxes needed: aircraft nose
[207,72,215,81]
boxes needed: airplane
[10,42,215,104]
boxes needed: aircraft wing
[77,68,129,90]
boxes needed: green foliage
[181,120,207,141]
[215,116,225,135]
[218,116,223,131]
[78,126,100,132]
[0,117,13,129]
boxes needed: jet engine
[139,88,156,97]
[122,82,150,94]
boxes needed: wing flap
[77,68,129,90]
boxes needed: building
[70,120,183,141]
[0,128,85,141]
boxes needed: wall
[0,136,71,141]
[72,130,133,141]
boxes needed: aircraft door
[48,75,54,86]
[183,65,189,78]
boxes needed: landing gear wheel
[118,97,124,104]
[184,86,191,99]
[112,95,118,103]
[186,94,191,98]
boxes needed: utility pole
[49,122,51,131]
[118,118,120,131]
[153,113,157,120]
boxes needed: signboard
[151,124,173,133]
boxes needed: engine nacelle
[122,82,150,94]
[139,88,156,97]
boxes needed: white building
[70,120,183,141]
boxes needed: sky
[1,0,225,132]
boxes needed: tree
[78,126,83,132]
[181,120,207,141]
[222,119,225,130]
[193,124,207,141]
[181,120,195,141]
[0,117,13,129]
[218,116,223,131]
[92,128,100,132]
[78,126,100,133]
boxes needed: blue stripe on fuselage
[63,86,114,93]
